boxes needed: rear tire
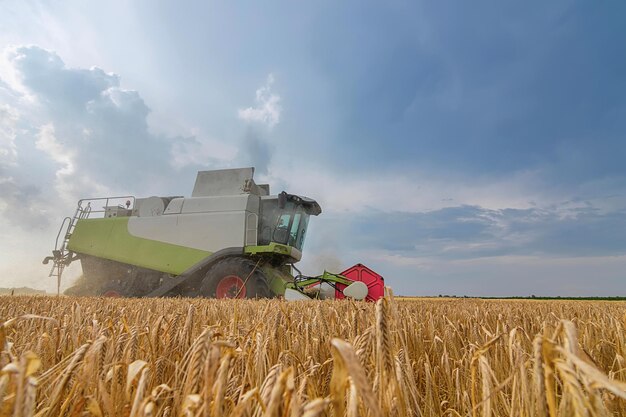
[97,280,125,297]
[64,275,91,296]
[200,257,271,299]
[64,277,125,297]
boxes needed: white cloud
[266,159,626,296]
[238,73,282,128]
[0,45,240,291]
[171,134,238,170]
[367,253,626,297]
[263,162,555,215]
[0,103,19,167]
[33,123,102,204]
[0,47,31,99]
[35,123,73,175]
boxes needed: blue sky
[1,1,625,296]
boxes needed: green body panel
[67,217,302,296]
[284,271,353,290]
[67,217,211,275]
[245,242,292,256]
[260,264,295,296]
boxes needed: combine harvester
[44,168,385,301]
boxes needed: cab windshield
[259,200,310,251]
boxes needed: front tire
[98,280,125,297]
[200,257,271,299]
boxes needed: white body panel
[180,195,258,214]
[302,282,336,299]
[192,167,254,197]
[128,194,261,252]
[343,281,368,300]
[164,198,184,214]
[138,197,165,217]
[285,288,311,301]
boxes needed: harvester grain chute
[43,168,385,301]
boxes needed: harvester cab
[44,167,385,301]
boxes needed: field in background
[1,296,625,416]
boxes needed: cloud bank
[1,42,624,296]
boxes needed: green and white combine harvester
[44,168,385,301]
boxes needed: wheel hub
[215,275,246,299]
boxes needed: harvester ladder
[46,197,131,294]
[48,205,85,294]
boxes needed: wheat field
[1,296,625,416]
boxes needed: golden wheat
[0,296,625,416]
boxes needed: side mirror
[278,191,287,209]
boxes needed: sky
[1,1,625,296]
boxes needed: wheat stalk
[0,295,624,416]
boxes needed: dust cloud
[308,251,344,274]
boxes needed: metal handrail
[80,203,92,219]
[45,195,135,295]
[76,196,136,219]
[54,217,72,251]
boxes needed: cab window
[289,213,301,246]
[273,213,291,244]
[277,214,290,229]
[296,215,309,250]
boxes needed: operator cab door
[258,199,310,251]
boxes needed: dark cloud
[0,178,48,229]
[10,46,119,111]
[238,127,273,176]
[306,2,626,190]
[346,204,626,259]
[4,46,184,195]
[299,201,626,296]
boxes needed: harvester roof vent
[136,197,165,217]
[192,167,265,197]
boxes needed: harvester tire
[200,257,271,299]
[97,280,126,297]
[64,275,91,296]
